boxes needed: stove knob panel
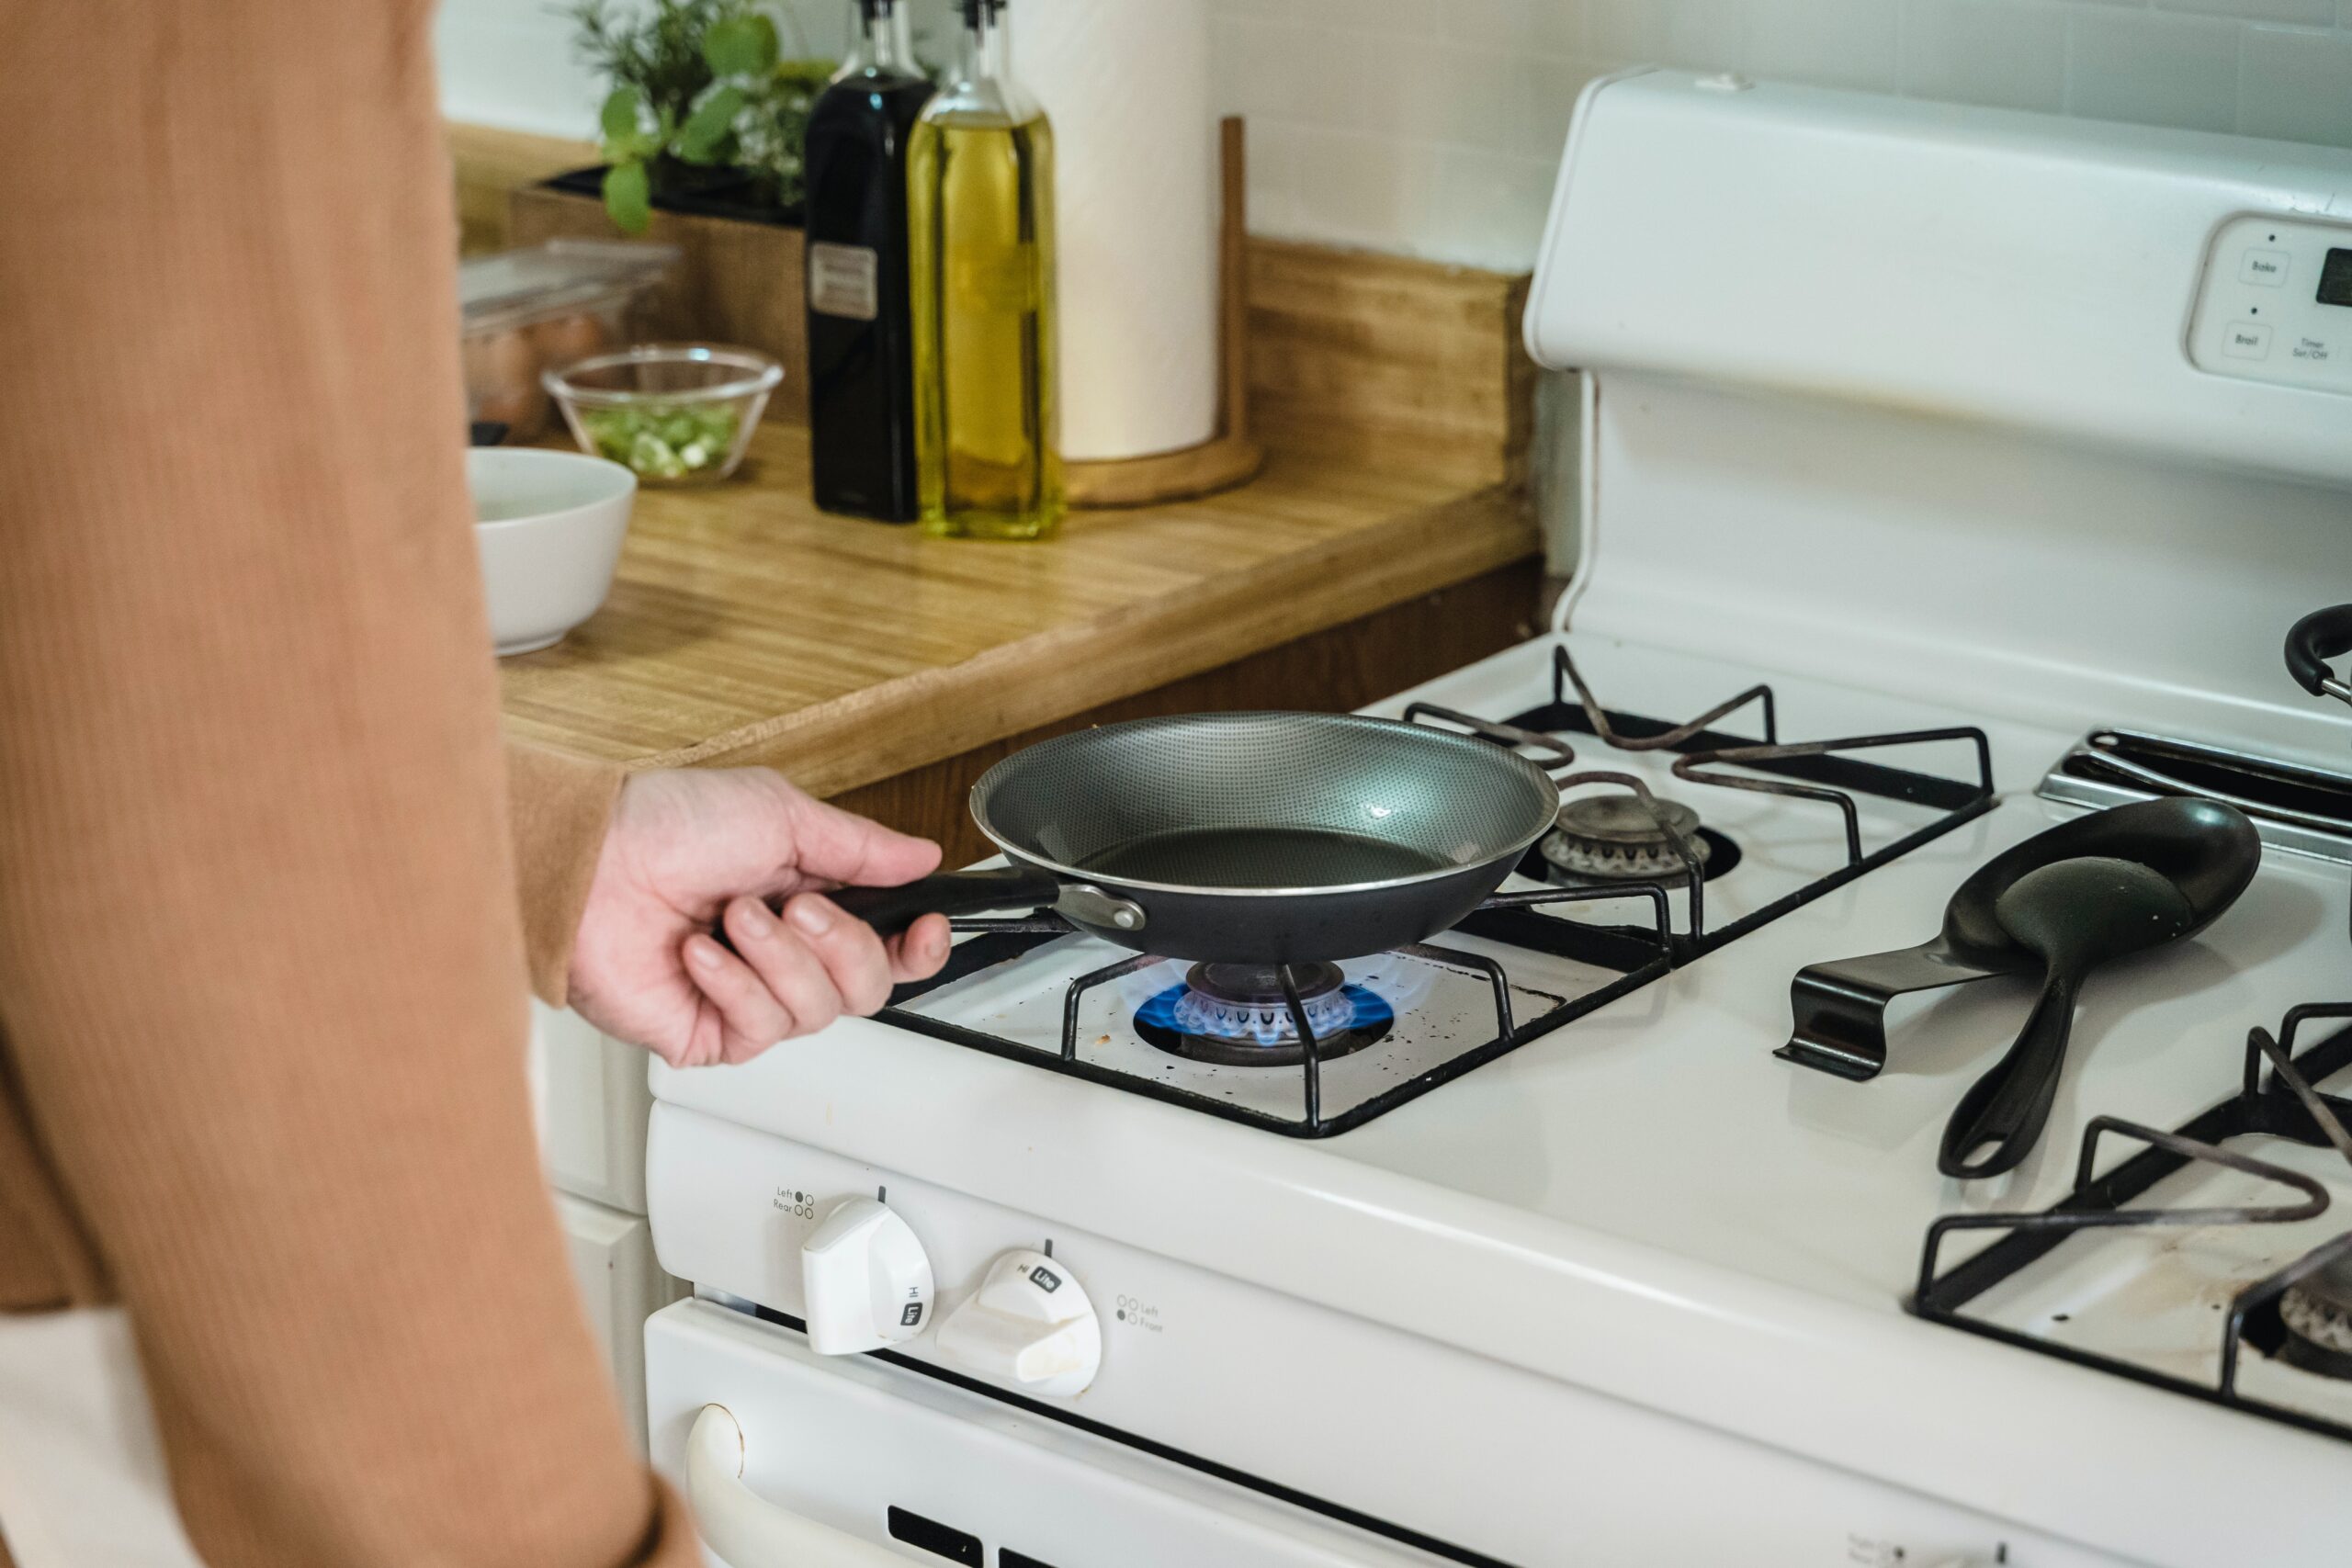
[799,1196,934,1356]
[934,1248,1102,1397]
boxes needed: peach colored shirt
[0,3,694,1562]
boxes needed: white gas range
[641,73,2352,1568]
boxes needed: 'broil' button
[2224,321,2274,359]
[2241,248,2290,286]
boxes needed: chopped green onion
[578,403,741,479]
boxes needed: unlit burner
[1135,962,1395,1067]
[2277,1247,2352,1380]
[1543,793,1713,884]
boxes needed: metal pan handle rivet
[1059,884,1148,931]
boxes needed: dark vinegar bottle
[803,0,934,521]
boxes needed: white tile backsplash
[2066,8,2244,132]
[1427,144,1561,267]
[1584,0,1755,70]
[1284,126,1443,251]
[2242,20,2352,141]
[1210,0,2352,270]
[1900,0,2071,113]
[442,0,2352,273]
[1746,0,1905,88]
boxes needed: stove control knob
[799,1196,934,1357]
[934,1249,1102,1397]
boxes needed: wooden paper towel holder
[1066,117,1264,510]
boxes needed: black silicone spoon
[1937,857,2198,1179]
[1781,796,2261,1080]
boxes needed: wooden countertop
[499,423,1536,798]
[447,128,1547,799]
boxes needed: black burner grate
[872,645,1998,1135]
[1914,1004,2352,1445]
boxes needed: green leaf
[702,12,778,76]
[599,85,642,142]
[674,84,746,164]
[775,58,836,91]
[603,158,652,234]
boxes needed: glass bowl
[543,344,783,486]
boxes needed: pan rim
[966,711,1564,899]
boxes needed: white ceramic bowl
[468,447,637,656]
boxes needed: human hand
[567,768,954,1066]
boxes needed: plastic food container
[460,241,678,443]
[544,344,784,486]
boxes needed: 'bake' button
[2224,321,2274,359]
[2291,335,2332,364]
[2241,249,2290,286]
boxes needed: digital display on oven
[2319,247,2352,308]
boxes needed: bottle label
[808,243,881,321]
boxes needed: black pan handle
[1778,938,2020,1081]
[1938,967,2079,1179]
[828,868,1065,936]
[2286,604,2352,698]
[712,866,1064,952]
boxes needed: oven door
[647,1298,1460,1568]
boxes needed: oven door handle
[686,1403,910,1566]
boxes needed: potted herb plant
[509,1,840,414]
[561,0,834,231]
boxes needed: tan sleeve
[0,4,695,1564]
[509,744,628,1007]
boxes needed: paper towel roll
[1012,0,1219,462]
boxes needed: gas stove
[876,640,1996,1135]
[643,74,2352,1568]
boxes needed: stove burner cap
[1135,962,1393,1066]
[1542,793,1712,883]
[2278,1250,2352,1379]
[1183,960,1345,1010]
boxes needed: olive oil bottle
[908,0,1062,539]
[802,0,933,521]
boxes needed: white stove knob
[799,1196,934,1356]
[934,1248,1102,1397]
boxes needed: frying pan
[1778,796,2261,1082]
[772,712,1569,965]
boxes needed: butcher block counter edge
[497,441,1538,799]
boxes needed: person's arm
[0,3,695,1562]
[508,745,629,1006]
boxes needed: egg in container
[458,241,679,442]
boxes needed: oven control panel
[2189,213,2352,392]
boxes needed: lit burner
[1542,792,1715,884]
[2277,1247,2352,1380]
[1135,962,1394,1066]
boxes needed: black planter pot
[544,164,803,231]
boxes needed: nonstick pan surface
[831,711,1566,964]
[975,712,1560,892]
